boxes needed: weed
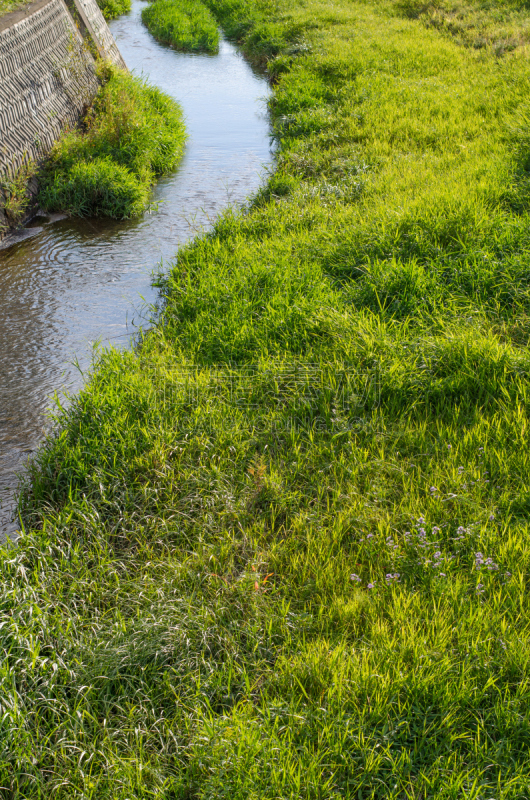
[0,0,28,15]
[0,157,36,225]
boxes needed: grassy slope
[5,0,530,797]
[39,66,186,219]
[142,0,219,53]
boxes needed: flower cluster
[352,513,509,592]
[474,552,499,571]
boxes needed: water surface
[0,1,272,536]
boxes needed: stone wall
[0,0,126,235]
[70,0,126,69]
[0,0,98,179]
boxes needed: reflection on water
[0,0,272,537]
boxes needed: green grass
[0,159,35,230]
[6,0,530,796]
[96,0,131,21]
[38,65,186,219]
[142,0,219,53]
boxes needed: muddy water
[0,1,272,537]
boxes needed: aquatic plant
[38,64,186,218]
[142,0,219,53]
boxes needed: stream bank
[0,0,272,536]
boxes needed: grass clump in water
[96,0,131,21]
[142,0,219,53]
[38,65,186,219]
[8,0,530,797]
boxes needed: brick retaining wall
[0,0,125,235]
[70,0,127,69]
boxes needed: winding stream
[0,0,272,537]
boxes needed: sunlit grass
[38,64,186,218]
[142,0,219,53]
[5,0,530,797]
[96,0,131,21]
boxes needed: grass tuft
[96,0,131,20]
[38,64,186,219]
[0,158,35,227]
[142,0,219,53]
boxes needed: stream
[0,0,272,538]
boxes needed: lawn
[5,0,530,797]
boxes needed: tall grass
[0,0,129,22]
[38,65,186,218]
[96,0,131,21]
[142,0,219,53]
[6,0,530,796]
[0,158,35,229]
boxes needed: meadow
[142,0,219,53]
[4,0,530,797]
[38,64,186,218]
